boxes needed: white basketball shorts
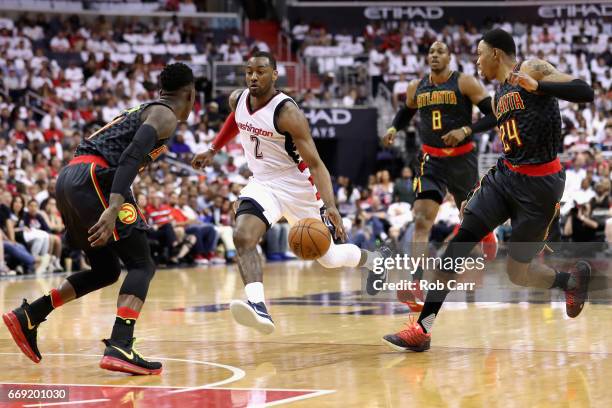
[238,166,324,227]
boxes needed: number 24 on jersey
[499,118,523,152]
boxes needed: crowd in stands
[0,11,262,275]
[0,11,611,275]
[290,18,611,146]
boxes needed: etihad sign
[364,6,444,20]
[538,4,611,19]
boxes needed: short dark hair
[159,62,194,92]
[482,28,516,56]
[250,51,277,70]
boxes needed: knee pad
[67,266,122,298]
[133,258,156,281]
[440,218,491,274]
[119,258,156,299]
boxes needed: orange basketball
[288,218,331,260]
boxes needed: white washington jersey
[235,89,324,228]
[235,90,304,178]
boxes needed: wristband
[387,127,397,135]
[461,126,471,137]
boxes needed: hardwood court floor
[0,260,610,407]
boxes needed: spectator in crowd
[23,199,63,272]
[392,73,410,110]
[393,166,416,205]
[264,221,294,262]
[168,193,223,265]
[564,199,605,253]
[144,192,193,265]
[372,170,394,207]
[10,195,51,275]
[209,195,236,260]
[0,232,16,275]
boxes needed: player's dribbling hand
[508,72,538,92]
[191,149,216,170]
[441,128,466,147]
[88,206,119,248]
[325,206,348,242]
[382,130,396,147]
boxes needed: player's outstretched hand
[382,130,397,147]
[325,206,348,242]
[441,128,466,147]
[508,72,538,92]
[191,149,216,170]
[88,206,119,248]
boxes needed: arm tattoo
[229,89,243,111]
[529,60,554,76]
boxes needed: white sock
[245,282,265,304]
[420,314,436,333]
[317,242,361,268]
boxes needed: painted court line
[0,352,336,406]
[257,389,336,407]
[0,351,245,388]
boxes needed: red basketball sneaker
[480,231,498,261]
[565,260,591,318]
[382,319,431,352]
[396,290,423,312]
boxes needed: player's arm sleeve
[110,124,158,198]
[536,79,594,103]
[469,96,497,134]
[391,105,417,131]
[210,111,239,152]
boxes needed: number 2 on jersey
[432,110,442,130]
[499,118,522,152]
[250,135,263,159]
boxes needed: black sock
[550,270,576,290]
[111,317,136,347]
[28,294,54,325]
[417,289,450,333]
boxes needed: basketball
[288,218,331,260]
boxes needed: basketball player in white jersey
[192,52,389,334]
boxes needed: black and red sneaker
[99,338,162,375]
[365,246,393,296]
[2,299,42,363]
[382,320,431,352]
[565,260,591,318]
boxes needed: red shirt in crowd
[170,207,188,223]
[145,204,174,226]
[11,130,27,145]
[43,128,63,142]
